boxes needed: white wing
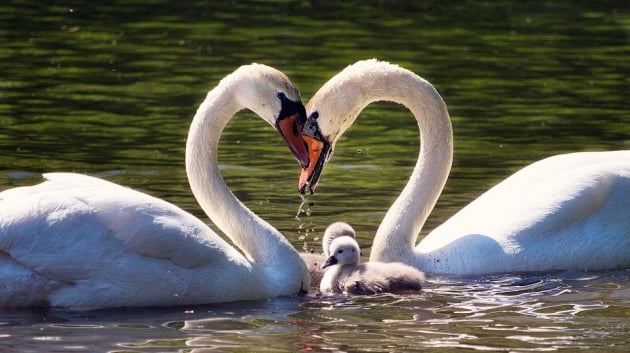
[0,173,248,305]
[422,151,630,273]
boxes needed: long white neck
[185,81,304,282]
[369,75,452,265]
[310,60,452,266]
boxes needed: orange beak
[299,135,326,194]
[277,113,309,168]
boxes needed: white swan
[300,221,356,287]
[320,234,424,294]
[299,59,630,275]
[0,64,311,308]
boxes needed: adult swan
[299,59,630,275]
[0,64,311,307]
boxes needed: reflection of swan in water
[0,64,311,308]
[320,234,424,295]
[299,59,630,275]
[300,222,356,288]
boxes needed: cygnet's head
[323,222,356,257]
[322,236,361,268]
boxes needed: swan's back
[0,173,256,307]
[419,151,630,274]
[1,173,244,267]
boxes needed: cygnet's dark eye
[337,249,344,254]
[277,92,286,99]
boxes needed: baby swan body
[320,235,425,295]
[301,222,356,288]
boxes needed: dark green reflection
[1,0,628,252]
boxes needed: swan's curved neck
[370,72,452,265]
[185,85,298,271]
[312,63,452,265]
[371,73,452,265]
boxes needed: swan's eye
[277,92,286,99]
[337,249,343,254]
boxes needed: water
[1,0,629,351]
[1,272,629,352]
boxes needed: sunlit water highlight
[1,271,628,352]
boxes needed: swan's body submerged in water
[300,221,356,288]
[300,59,630,275]
[0,64,311,308]
[319,231,424,295]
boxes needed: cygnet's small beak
[322,255,338,269]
